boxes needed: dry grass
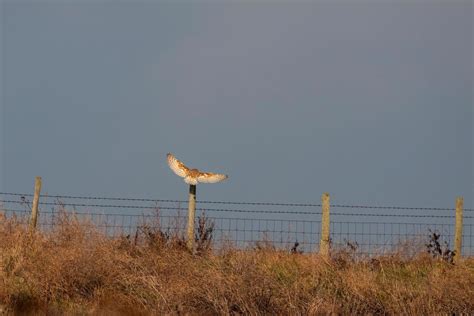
[0,211,473,315]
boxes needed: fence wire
[0,192,472,255]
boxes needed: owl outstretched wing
[167,153,190,178]
[197,172,228,184]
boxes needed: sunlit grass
[0,211,473,314]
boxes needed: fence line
[0,191,472,256]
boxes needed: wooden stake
[29,176,42,230]
[454,196,463,262]
[186,184,197,251]
[320,192,330,258]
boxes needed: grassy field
[0,212,473,315]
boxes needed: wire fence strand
[2,192,472,211]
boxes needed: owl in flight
[167,153,228,185]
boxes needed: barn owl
[167,153,228,185]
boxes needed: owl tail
[184,176,198,185]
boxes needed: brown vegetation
[0,211,473,315]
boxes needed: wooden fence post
[29,176,42,230]
[454,196,463,262]
[319,192,330,258]
[186,184,197,251]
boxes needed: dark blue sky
[1,2,472,208]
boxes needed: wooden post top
[456,197,464,209]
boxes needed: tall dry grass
[0,211,473,315]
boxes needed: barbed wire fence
[0,191,472,256]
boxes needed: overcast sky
[0,1,472,209]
